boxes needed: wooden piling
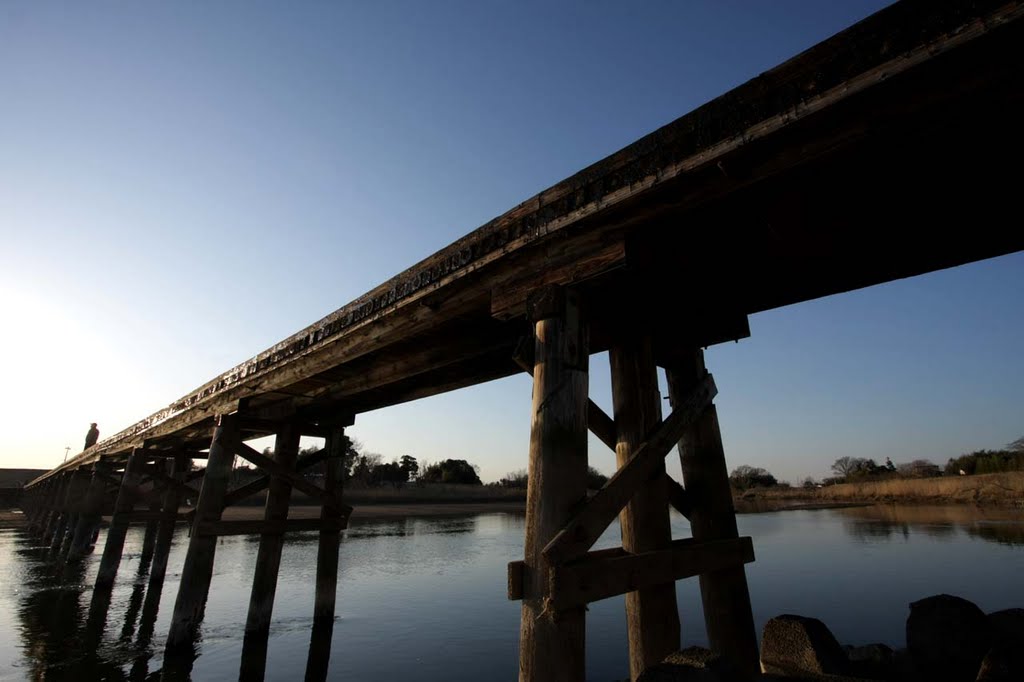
[69,463,110,559]
[41,477,68,545]
[94,451,146,592]
[518,286,589,682]
[146,453,190,605]
[609,334,681,679]
[244,421,301,639]
[46,474,74,554]
[666,349,759,679]
[57,471,88,561]
[165,413,240,652]
[312,424,348,627]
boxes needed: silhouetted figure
[84,423,99,450]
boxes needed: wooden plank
[518,286,588,682]
[215,446,328,510]
[609,333,679,679]
[233,442,352,516]
[197,518,347,536]
[550,538,754,610]
[237,415,329,438]
[542,372,716,566]
[667,351,759,678]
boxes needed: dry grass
[740,472,1024,507]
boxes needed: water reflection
[836,505,1024,546]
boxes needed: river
[2,504,1023,680]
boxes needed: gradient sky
[1,1,1020,484]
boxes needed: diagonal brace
[542,372,716,566]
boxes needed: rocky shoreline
[640,594,1023,681]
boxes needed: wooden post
[93,451,146,593]
[609,334,680,680]
[312,424,347,626]
[41,477,68,545]
[57,470,89,561]
[47,474,74,555]
[518,286,589,682]
[244,422,301,637]
[666,349,759,679]
[146,453,190,609]
[68,456,110,557]
[165,413,240,652]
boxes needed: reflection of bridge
[18,1,1024,678]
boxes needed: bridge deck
[32,0,1024,485]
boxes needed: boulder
[906,594,991,682]
[760,614,849,677]
[636,647,730,682]
[976,645,1024,681]
[845,643,895,679]
[986,608,1024,647]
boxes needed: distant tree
[498,469,528,488]
[831,457,867,478]
[896,459,942,478]
[1007,436,1024,452]
[399,455,419,481]
[945,449,1024,476]
[729,465,778,490]
[586,466,608,490]
[801,477,818,489]
[419,459,482,485]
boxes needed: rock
[986,608,1024,647]
[845,643,894,679]
[636,647,731,682]
[976,645,1024,681]
[760,614,849,677]
[906,594,991,682]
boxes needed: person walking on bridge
[84,423,99,450]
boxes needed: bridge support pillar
[145,452,191,613]
[165,412,240,653]
[46,474,73,554]
[93,450,146,592]
[666,349,759,679]
[610,334,680,680]
[69,462,112,560]
[518,286,589,682]
[57,470,89,561]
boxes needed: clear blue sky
[1,1,1020,483]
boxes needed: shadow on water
[835,504,1024,546]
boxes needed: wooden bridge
[18,1,1024,679]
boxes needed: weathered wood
[233,441,352,515]
[41,475,70,546]
[244,423,301,640]
[666,350,759,679]
[666,476,692,520]
[313,425,347,627]
[141,468,199,499]
[609,334,679,679]
[46,474,75,555]
[542,373,717,566]
[214,446,329,511]
[512,336,617,452]
[518,286,589,682]
[509,538,753,608]
[57,470,90,561]
[147,453,190,606]
[93,451,147,592]
[237,415,330,438]
[165,413,240,652]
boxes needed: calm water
[2,505,1024,681]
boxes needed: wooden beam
[237,415,330,438]
[143,469,199,498]
[560,538,752,610]
[667,351,760,678]
[666,476,692,520]
[313,426,347,626]
[233,442,352,516]
[609,333,679,678]
[220,447,329,509]
[518,286,588,682]
[509,537,754,607]
[512,336,617,452]
[542,372,717,566]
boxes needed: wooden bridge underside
[31,0,1024,482]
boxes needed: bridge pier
[610,333,681,678]
[518,287,589,682]
[165,412,240,653]
[68,461,111,560]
